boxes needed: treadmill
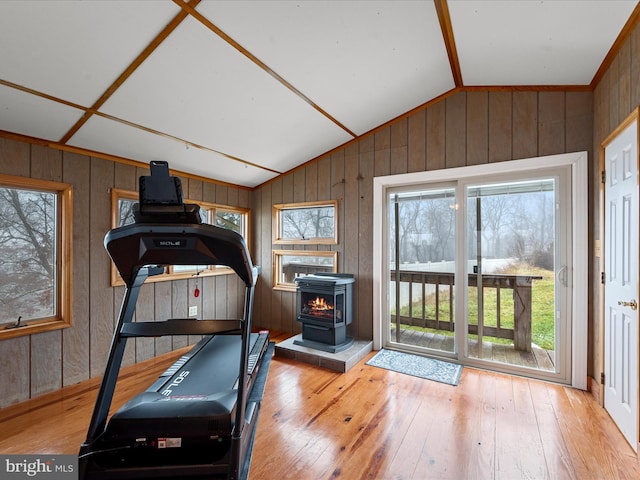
[79,161,271,480]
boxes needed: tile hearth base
[274,334,372,373]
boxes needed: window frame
[110,188,251,286]
[272,200,338,245]
[0,174,73,340]
[272,249,338,292]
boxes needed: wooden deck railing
[390,270,542,352]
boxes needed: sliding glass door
[387,185,457,357]
[464,177,569,374]
[380,162,576,384]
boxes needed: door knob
[617,299,638,311]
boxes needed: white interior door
[604,117,639,453]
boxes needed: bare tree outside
[0,187,57,324]
[281,206,334,241]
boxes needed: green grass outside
[393,263,555,350]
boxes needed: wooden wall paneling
[293,168,305,203]
[466,91,489,166]
[538,92,566,157]
[215,184,228,206]
[29,145,63,397]
[566,92,594,154]
[512,91,539,160]
[114,162,137,196]
[269,179,283,332]
[62,152,91,386]
[426,100,446,170]
[0,337,30,407]
[618,38,632,120]
[154,281,173,355]
[317,155,332,201]
[202,276,216,321]
[238,188,249,209]
[343,142,360,339]
[489,91,513,163]
[374,126,391,177]
[601,69,614,138]
[171,280,188,349]
[30,335,63,399]
[331,150,345,273]
[407,108,426,172]
[357,135,375,340]
[250,188,261,324]
[30,144,62,181]
[187,178,203,203]
[88,158,115,378]
[114,163,138,367]
[0,138,30,176]
[203,181,216,204]
[305,161,318,202]
[608,54,621,131]
[631,23,640,109]
[445,91,466,168]
[257,185,272,328]
[390,118,408,175]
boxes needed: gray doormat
[366,349,462,386]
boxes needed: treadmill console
[134,160,201,224]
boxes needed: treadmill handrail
[120,319,242,337]
[105,223,257,287]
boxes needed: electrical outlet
[188,306,197,317]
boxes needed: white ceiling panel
[98,16,353,174]
[0,84,85,141]
[450,0,638,86]
[0,0,180,105]
[67,115,276,188]
[0,1,637,188]
[198,1,454,135]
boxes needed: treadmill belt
[89,332,269,471]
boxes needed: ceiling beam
[434,0,463,88]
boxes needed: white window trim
[373,152,588,389]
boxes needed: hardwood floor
[1,331,638,479]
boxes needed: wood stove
[294,273,355,353]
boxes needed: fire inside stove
[302,294,337,319]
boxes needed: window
[272,250,337,291]
[111,189,250,285]
[273,200,338,244]
[0,174,72,339]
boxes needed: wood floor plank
[1,331,638,480]
[528,379,578,480]
[494,375,548,479]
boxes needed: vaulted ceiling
[1,1,638,188]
